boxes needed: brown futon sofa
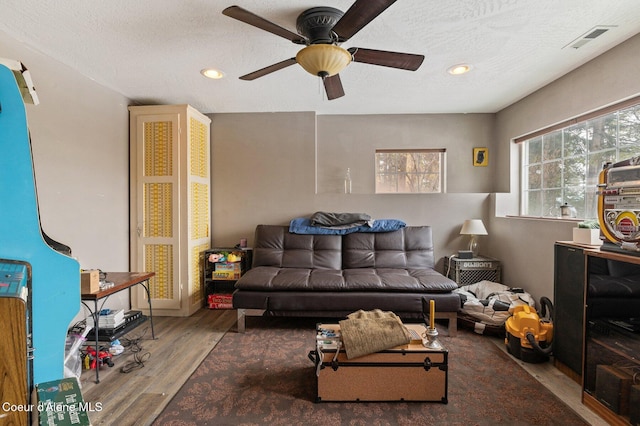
[232,225,461,335]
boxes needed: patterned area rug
[154,317,587,426]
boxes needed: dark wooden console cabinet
[555,242,640,425]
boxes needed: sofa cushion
[342,227,435,269]
[235,266,457,293]
[233,290,462,313]
[252,225,342,269]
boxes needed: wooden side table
[81,271,155,383]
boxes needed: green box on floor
[36,377,91,426]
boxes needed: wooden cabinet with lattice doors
[129,105,211,316]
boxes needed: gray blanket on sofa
[310,211,373,228]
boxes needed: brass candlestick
[424,298,443,349]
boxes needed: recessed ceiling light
[447,64,472,75]
[201,68,225,79]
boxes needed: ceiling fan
[222,0,425,100]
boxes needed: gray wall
[210,112,495,269]
[317,114,496,194]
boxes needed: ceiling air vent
[563,25,616,49]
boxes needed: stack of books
[86,309,125,329]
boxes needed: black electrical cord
[119,351,151,373]
[119,327,151,373]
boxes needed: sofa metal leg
[236,309,246,333]
[234,309,265,333]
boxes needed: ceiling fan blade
[331,0,397,42]
[239,58,297,81]
[348,47,424,71]
[223,6,307,44]
[323,74,345,100]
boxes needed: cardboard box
[208,302,234,309]
[81,270,100,293]
[208,293,232,303]
[214,262,241,272]
[212,263,241,280]
[208,293,233,309]
[572,228,602,246]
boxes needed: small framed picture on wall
[473,147,488,166]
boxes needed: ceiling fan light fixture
[447,64,472,75]
[296,44,352,78]
[201,68,225,79]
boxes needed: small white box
[573,228,602,246]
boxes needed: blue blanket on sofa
[289,217,406,235]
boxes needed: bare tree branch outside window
[522,104,640,219]
[375,149,445,193]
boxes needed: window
[375,149,445,193]
[521,102,640,219]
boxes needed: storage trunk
[311,323,448,403]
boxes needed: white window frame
[519,97,640,219]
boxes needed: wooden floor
[490,338,608,426]
[79,308,236,426]
[77,310,606,426]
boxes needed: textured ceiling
[2,0,640,115]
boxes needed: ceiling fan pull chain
[330,31,341,44]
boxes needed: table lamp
[460,219,488,257]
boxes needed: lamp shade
[296,44,352,78]
[460,219,488,236]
